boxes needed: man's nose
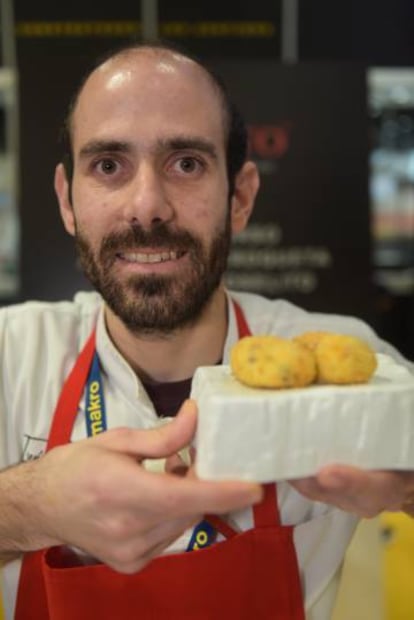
[123,163,173,228]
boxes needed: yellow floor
[333,513,414,620]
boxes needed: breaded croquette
[312,333,377,384]
[230,335,317,388]
[294,331,329,352]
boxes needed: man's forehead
[72,49,226,145]
[80,48,219,110]
[98,47,197,76]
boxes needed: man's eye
[97,159,118,174]
[176,157,201,173]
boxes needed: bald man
[1,43,413,620]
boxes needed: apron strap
[47,331,96,451]
[232,299,251,338]
[206,483,280,535]
[253,484,281,527]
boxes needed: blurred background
[1,0,414,360]
[0,1,413,618]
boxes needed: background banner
[214,62,372,319]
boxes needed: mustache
[98,223,202,258]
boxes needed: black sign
[212,62,372,319]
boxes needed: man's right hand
[0,400,262,573]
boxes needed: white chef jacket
[0,290,412,620]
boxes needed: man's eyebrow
[78,137,218,160]
[78,140,131,159]
[161,137,218,159]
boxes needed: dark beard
[75,218,231,335]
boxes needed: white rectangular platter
[192,354,414,482]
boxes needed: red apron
[15,301,305,619]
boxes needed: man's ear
[230,161,260,234]
[54,163,75,236]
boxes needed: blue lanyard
[85,351,108,437]
[84,351,216,551]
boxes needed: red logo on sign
[248,123,292,159]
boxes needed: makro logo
[247,122,292,160]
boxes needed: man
[0,42,413,619]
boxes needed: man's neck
[104,287,228,383]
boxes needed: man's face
[64,51,234,334]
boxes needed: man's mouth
[117,250,186,264]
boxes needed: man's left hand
[290,465,414,517]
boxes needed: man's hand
[0,400,262,572]
[290,464,414,518]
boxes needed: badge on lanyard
[186,519,217,551]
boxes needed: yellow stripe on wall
[15,20,276,39]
